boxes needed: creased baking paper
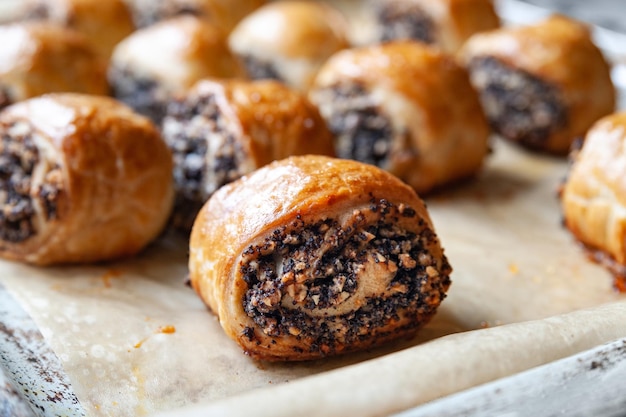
[1,137,625,417]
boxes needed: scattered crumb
[102,269,123,288]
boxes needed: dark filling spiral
[0,122,62,242]
[129,1,205,28]
[162,91,246,232]
[21,2,79,27]
[0,87,11,111]
[376,1,436,44]
[21,2,50,20]
[317,82,394,167]
[109,65,169,125]
[468,56,568,150]
[240,54,283,82]
[240,199,451,355]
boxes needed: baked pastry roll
[0,22,108,111]
[109,16,244,124]
[125,0,265,32]
[309,40,490,194]
[561,112,626,291]
[228,1,350,91]
[369,0,500,54]
[162,79,335,232]
[0,93,174,265]
[19,0,135,58]
[189,155,452,361]
[460,15,615,154]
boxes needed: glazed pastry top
[192,155,435,249]
[112,15,245,88]
[20,0,135,58]
[0,22,108,101]
[229,1,349,60]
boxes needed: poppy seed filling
[131,2,204,28]
[109,65,169,124]
[376,1,435,44]
[468,56,568,148]
[22,2,50,20]
[317,82,394,167]
[239,199,451,354]
[162,91,247,231]
[0,87,11,111]
[240,54,283,83]
[0,121,62,242]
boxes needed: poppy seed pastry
[189,155,452,361]
[124,0,265,32]
[460,15,615,154]
[561,112,626,290]
[0,93,174,265]
[161,79,335,233]
[0,22,108,112]
[109,16,245,124]
[228,1,350,91]
[309,40,490,195]
[370,0,500,54]
[19,0,135,58]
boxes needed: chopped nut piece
[399,254,417,269]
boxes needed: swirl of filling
[467,56,568,149]
[238,198,451,356]
[0,87,11,111]
[162,90,247,231]
[313,82,395,168]
[375,1,435,44]
[0,121,62,243]
[108,65,171,124]
[240,55,282,83]
[129,1,204,28]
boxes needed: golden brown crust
[111,15,244,90]
[162,79,335,232]
[189,155,452,361]
[372,0,500,54]
[561,112,626,266]
[309,40,490,194]
[21,0,135,58]
[228,1,350,91]
[0,93,174,265]
[209,79,336,162]
[0,22,109,108]
[460,14,616,154]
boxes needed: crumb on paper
[101,269,123,288]
[158,325,176,334]
[480,320,504,328]
[133,325,177,348]
[508,262,519,275]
